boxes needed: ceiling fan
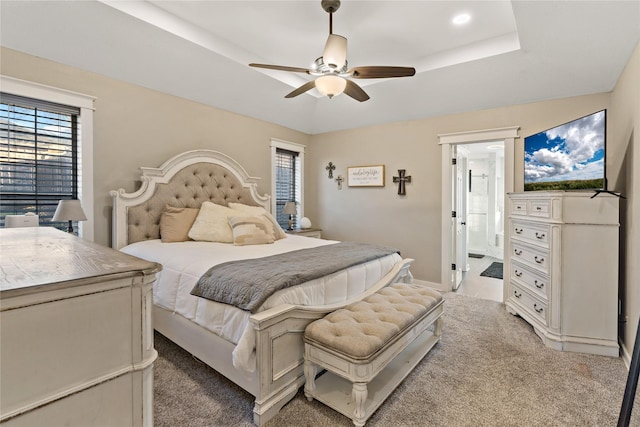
[249,0,416,102]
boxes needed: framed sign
[347,165,385,187]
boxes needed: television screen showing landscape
[524,110,606,191]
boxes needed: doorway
[457,142,505,301]
[438,126,519,302]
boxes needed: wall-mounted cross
[335,174,344,190]
[392,169,412,195]
[325,162,336,179]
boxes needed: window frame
[270,138,305,228]
[1,76,95,240]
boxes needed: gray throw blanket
[191,242,399,313]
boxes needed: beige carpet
[154,292,639,426]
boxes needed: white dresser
[0,227,160,426]
[505,191,619,357]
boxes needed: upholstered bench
[303,283,444,427]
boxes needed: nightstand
[286,228,322,238]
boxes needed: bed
[110,149,414,425]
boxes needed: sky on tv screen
[524,110,605,184]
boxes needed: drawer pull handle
[536,206,542,211]
[535,280,544,289]
[515,228,523,234]
[535,232,546,239]
[516,206,522,210]
[514,291,522,298]
[534,304,544,313]
[534,256,544,264]
[514,249,522,256]
[515,270,522,277]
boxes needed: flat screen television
[524,109,606,191]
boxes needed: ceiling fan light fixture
[323,34,347,69]
[249,0,414,102]
[316,75,346,98]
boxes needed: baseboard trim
[413,279,448,292]
[620,339,631,369]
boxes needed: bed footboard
[154,258,413,426]
[249,258,413,426]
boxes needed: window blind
[275,148,301,229]
[0,93,80,229]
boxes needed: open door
[451,145,469,290]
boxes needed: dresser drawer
[511,200,528,216]
[511,261,549,300]
[510,283,548,326]
[511,220,550,248]
[509,196,553,219]
[529,200,551,218]
[511,242,549,274]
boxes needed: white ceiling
[1,1,639,135]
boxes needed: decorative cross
[392,169,412,195]
[335,174,344,190]
[325,162,336,179]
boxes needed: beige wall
[308,93,610,284]
[0,48,310,246]
[610,41,640,362]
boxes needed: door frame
[438,126,519,300]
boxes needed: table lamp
[283,202,297,231]
[52,199,87,234]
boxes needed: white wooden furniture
[0,227,159,426]
[286,227,322,238]
[505,191,619,356]
[110,149,415,426]
[303,283,443,427]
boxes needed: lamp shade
[323,34,347,70]
[283,202,297,215]
[315,75,347,99]
[52,199,87,222]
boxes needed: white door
[451,145,469,290]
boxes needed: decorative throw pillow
[228,202,287,240]
[159,206,200,243]
[228,215,275,246]
[188,202,238,243]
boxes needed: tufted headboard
[110,150,270,249]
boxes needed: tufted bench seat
[303,283,443,427]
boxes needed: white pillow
[188,202,238,243]
[228,215,275,246]
[228,202,287,240]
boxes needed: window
[0,76,95,239]
[0,94,80,231]
[270,139,305,230]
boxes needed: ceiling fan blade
[349,66,416,79]
[249,63,310,74]
[285,80,317,98]
[343,80,370,102]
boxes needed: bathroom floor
[456,255,503,302]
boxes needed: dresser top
[0,227,160,297]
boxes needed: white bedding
[121,235,402,372]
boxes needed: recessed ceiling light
[452,13,471,25]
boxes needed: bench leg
[304,360,317,401]
[352,382,368,427]
[434,317,443,337]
